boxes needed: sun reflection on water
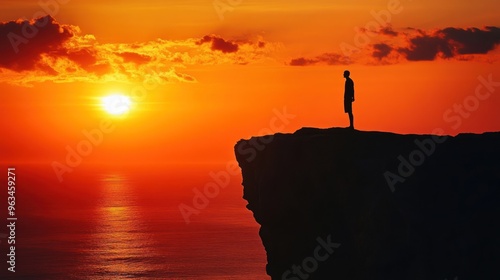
[87,173,163,278]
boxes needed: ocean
[0,163,268,279]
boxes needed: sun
[102,94,132,115]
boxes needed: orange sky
[1,0,499,167]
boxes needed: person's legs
[348,111,354,129]
[344,99,354,129]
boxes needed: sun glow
[102,94,132,115]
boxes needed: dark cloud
[290,26,500,66]
[440,26,500,54]
[398,26,500,61]
[380,26,398,37]
[0,15,74,71]
[290,52,350,66]
[290,57,318,66]
[398,35,450,61]
[317,53,350,65]
[359,26,399,37]
[373,43,392,59]
[197,35,239,53]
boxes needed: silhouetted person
[343,70,355,129]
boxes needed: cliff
[235,128,500,280]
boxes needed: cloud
[196,35,239,53]
[290,53,351,66]
[379,26,398,37]
[118,52,152,64]
[0,16,278,86]
[289,26,500,66]
[372,43,392,59]
[0,16,75,71]
[290,57,318,66]
[398,35,451,61]
[441,26,500,54]
[398,26,500,61]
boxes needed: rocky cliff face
[235,128,500,280]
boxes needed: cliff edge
[235,127,500,280]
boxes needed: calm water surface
[0,163,267,279]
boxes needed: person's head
[343,70,350,78]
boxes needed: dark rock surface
[235,127,500,280]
